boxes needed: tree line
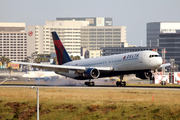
[53,55,81,65]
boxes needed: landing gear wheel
[116,81,120,87]
[89,82,94,86]
[122,81,126,87]
[84,81,95,86]
[161,81,166,85]
[116,81,126,87]
[116,75,126,87]
[85,81,89,86]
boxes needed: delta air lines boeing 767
[12,32,169,86]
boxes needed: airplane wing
[12,61,113,73]
[159,63,171,68]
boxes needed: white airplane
[12,32,169,86]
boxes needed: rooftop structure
[147,22,180,47]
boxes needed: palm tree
[0,56,10,69]
[22,57,30,62]
[6,57,10,66]
[0,56,7,66]
[35,57,48,63]
[35,57,41,63]
[74,55,81,60]
[70,55,74,60]
[7,66,12,78]
[70,55,81,60]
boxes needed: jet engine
[83,68,100,79]
[136,72,152,79]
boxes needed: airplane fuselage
[57,51,162,80]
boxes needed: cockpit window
[149,55,160,58]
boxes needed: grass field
[1,87,180,120]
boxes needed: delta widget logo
[28,31,33,36]
[123,56,126,60]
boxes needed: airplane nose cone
[150,57,163,68]
[157,57,163,66]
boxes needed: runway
[1,76,180,90]
[1,84,180,90]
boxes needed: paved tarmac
[1,84,180,91]
[0,74,180,90]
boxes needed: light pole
[30,86,39,120]
[177,65,178,72]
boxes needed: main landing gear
[116,75,126,87]
[84,79,95,86]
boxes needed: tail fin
[51,32,72,65]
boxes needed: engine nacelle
[136,72,151,79]
[83,68,100,79]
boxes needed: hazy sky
[0,0,180,46]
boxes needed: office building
[0,22,27,62]
[147,22,180,47]
[57,17,127,51]
[27,17,127,57]
[159,32,180,70]
[27,20,89,56]
[81,26,128,50]
[83,50,101,58]
[56,17,113,26]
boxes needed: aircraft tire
[85,82,95,86]
[116,81,124,87]
[89,82,95,86]
[116,81,119,86]
[116,81,120,87]
[162,81,164,85]
[93,82,95,86]
[85,81,89,86]
[161,81,166,85]
[122,81,126,87]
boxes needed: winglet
[51,32,72,65]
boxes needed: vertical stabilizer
[51,32,72,65]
